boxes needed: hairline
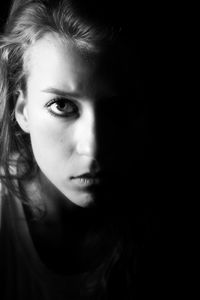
[21,30,103,92]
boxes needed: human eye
[46,97,79,117]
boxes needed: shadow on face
[85,52,145,215]
[17,33,144,213]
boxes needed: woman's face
[16,33,133,208]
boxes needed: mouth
[70,173,101,188]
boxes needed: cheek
[28,114,74,167]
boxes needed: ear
[15,90,30,133]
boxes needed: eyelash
[46,97,79,118]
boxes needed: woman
[0,0,143,299]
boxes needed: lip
[70,173,101,189]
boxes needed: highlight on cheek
[45,97,79,117]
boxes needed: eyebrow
[42,87,80,98]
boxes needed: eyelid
[45,96,79,117]
[46,96,73,106]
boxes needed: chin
[64,190,95,208]
[77,193,95,208]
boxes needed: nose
[75,104,97,158]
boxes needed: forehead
[24,33,122,96]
